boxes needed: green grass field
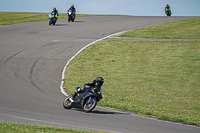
[63,17,200,125]
[64,40,200,125]
[0,121,106,133]
[116,17,200,39]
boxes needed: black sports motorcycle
[67,10,75,22]
[63,86,102,112]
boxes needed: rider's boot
[71,91,78,99]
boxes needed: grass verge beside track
[0,12,125,25]
[116,17,200,39]
[0,121,106,133]
[0,12,60,25]
[63,17,200,126]
[64,40,200,125]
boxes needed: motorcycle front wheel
[63,96,73,109]
[68,17,71,22]
[83,97,97,112]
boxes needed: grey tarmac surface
[0,16,199,133]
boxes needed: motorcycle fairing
[72,91,94,108]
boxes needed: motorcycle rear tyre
[83,97,97,112]
[63,96,73,109]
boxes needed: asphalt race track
[0,16,199,133]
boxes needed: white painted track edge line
[60,30,129,96]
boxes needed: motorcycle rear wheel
[63,96,73,109]
[83,97,97,112]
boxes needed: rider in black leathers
[72,77,104,99]
[68,5,76,14]
[68,5,76,17]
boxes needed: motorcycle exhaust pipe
[69,97,74,102]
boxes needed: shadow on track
[91,110,124,115]
[69,108,125,115]
[54,24,68,26]
[73,21,85,23]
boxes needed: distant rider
[51,7,59,21]
[68,5,76,17]
[72,77,104,99]
[164,4,171,15]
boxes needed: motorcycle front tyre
[68,18,71,22]
[63,96,73,109]
[83,97,97,112]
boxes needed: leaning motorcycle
[63,86,102,112]
[67,10,75,22]
[49,13,57,25]
[165,8,172,16]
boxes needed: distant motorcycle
[49,13,57,25]
[67,10,75,22]
[165,8,172,16]
[63,86,102,112]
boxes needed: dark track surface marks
[0,16,199,133]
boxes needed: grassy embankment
[63,17,200,125]
[117,17,200,39]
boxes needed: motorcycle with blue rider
[49,7,59,25]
